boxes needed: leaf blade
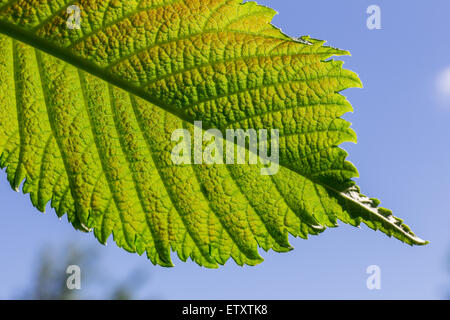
[0,0,427,268]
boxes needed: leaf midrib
[0,19,426,246]
[0,20,332,181]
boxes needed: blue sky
[1,0,450,299]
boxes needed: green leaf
[0,0,427,268]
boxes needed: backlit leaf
[0,0,427,268]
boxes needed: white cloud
[436,67,450,98]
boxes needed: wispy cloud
[436,67,450,105]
